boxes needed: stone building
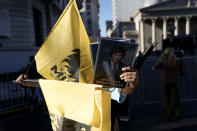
[111,0,167,37]
[111,0,144,32]
[80,0,100,38]
[0,0,99,73]
[132,0,197,52]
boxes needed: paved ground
[0,111,197,131]
[0,102,197,131]
[120,115,197,131]
[0,112,52,131]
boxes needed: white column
[186,16,191,35]
[140,19,145,52]
[152,19,156,43]
[174,17,179,36]
[163,18,167,39]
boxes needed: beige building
[112,0,144,31]
[132,0,197,52]
[80,0,100,38]
[111,0,168,37]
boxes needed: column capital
[162,17,168,22]
[174,16,180,21]
[186,16,192,20]
[151,18,157,23]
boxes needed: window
[33,8,44,47]
[87,12,91,16]
[86,5,91,10]
[0,8,12,38]
[88,33,92,36]
[87,19,92,25]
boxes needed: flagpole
[63,0,64,10]
[24,56,36,76]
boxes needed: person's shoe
[120,116,124,121]
[120,116,129,122]
[123,116,129,121]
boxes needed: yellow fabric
[39,79,111,131]
[34,0,110,130]
[35,0,93,83]
[91,91,111,131]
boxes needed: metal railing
[0,72,35,112]
[130,56,197,115]
[1,56,197,114]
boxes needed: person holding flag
[16,0,138,130]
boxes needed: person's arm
[119,66,138,95]
[16,74,40,88]
[16,74,28,85]
[152,58,162,70]
[169,56,177,70]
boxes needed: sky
[98,0,112,36]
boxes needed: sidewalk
[0,102,197,131]
[120,101,197,131]
[1,111,197,131]
[0,112,52,131]
[120,115,197,131]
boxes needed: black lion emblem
[50,49,80,82]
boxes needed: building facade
[0,0,100,73]
[80,0,100,38]
[0,0,72,48]
[133,0,197,52]
[111,0,166,37]
[112,0,144,30]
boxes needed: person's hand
[16,74,28,86]
[120,66,138,84]
[120,66,138,95]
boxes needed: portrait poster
[93,38,138,88]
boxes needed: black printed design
[50,49,80,82]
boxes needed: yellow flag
[39,79,111,131]
[35,0,93,83]
[34,0,111,130]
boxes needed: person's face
[111,52,124,64]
